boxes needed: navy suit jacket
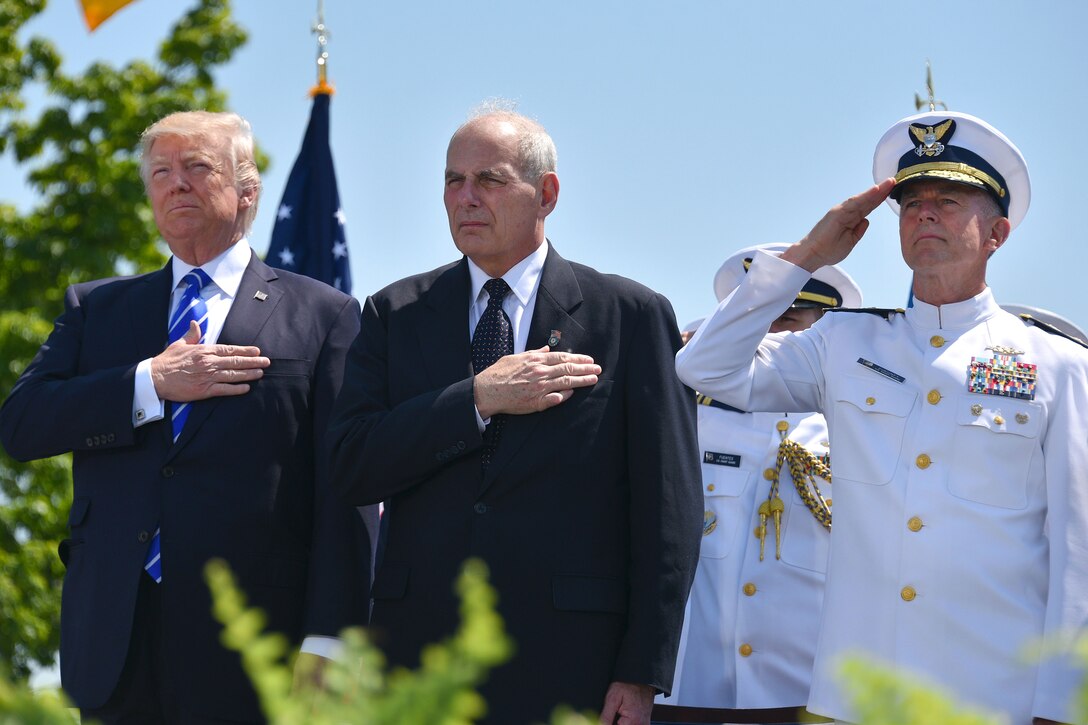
[0,253,375,721]
[329,245,702,724]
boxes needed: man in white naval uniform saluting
[658,244,861,718]
[675,111,1087,725]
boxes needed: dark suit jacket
[329,245,702,724]
[0,253,375,722]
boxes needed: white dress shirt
[467,240,549,429]
[131,238,252,427]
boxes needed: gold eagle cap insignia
[910,118,955,157]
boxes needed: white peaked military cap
[1003,304,1088,345]
[873,110,1030,230]
[713,242,863,308]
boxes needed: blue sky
[5,0,1088,335]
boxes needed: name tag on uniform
[857,357,906,383]
[704,451,741,467]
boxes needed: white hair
[458,99,557,182]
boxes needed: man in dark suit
[0,111,375,723]
[329,108,702,725]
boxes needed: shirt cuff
[300,635,343,660]
[474,405,489,432]
[133,358,165,428]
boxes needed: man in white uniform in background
[659,244,860,720]
[675,111,1087,724]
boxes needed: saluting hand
[151,320,270,402]
[782,177,896,272]
[474,345,600,419]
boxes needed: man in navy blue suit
[0,111,375,724]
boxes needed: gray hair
[977,188,1004,219]
[139,111,261,233]
[459,99,558,182]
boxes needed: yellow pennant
[79,0,140,31]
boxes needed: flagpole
[913,59,946,113]
[266,0,351,293]
[311,0,334,96]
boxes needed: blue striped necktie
[144,267,212,583]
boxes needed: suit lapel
[130,264,174,360]
[170,254,282,453]
[418,259,474,387]
[481,246,586,490]
[218,255,283,347]
[130,265,175,450]
[524,246,586,353]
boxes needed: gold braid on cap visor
[894,161,1006,199]
[795,290,840,307]
[743,257,842,307]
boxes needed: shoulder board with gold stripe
[1016,313,1088,350]
[695,393,745,414]
[826,307,906,320]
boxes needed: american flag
[266,91,351,294]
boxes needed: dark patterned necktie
[144,267,212,584]
[472,278,514,466]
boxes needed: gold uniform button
[739,643,753,657]
[706,484,715,492]
[915,453,932,469]
[994,415,1005,425]
[743,582,757,596]
[865,396,876,406]
[901,586,917,602]
[926,389,941,405]
[776,420,789,432]
[907,516,923,532]
[930,335,945,348]
[763,468,776,481]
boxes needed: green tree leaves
[0,0,246,679]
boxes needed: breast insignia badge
[703,510,717,536]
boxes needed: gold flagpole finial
[310,0,334,96]
[913,59,947,112]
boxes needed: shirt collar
[467,239,549,307]
[170,238,252,298]
[906,287,1000,329]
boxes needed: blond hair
[140,111,261,233]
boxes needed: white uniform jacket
[662,403,832,708]
[674,250,1088,724]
